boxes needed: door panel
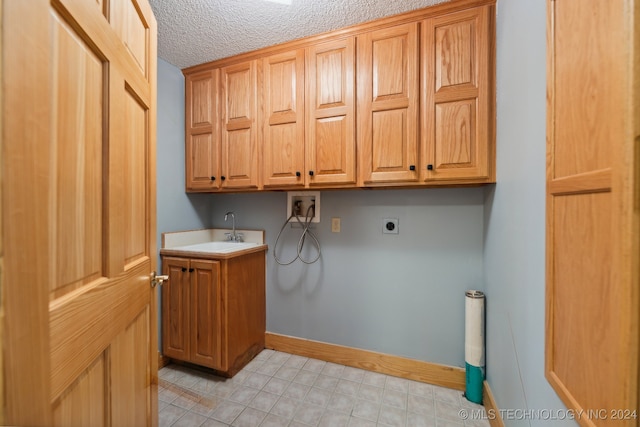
[50,9,104,299]
[110,309,151,427]
[124,88,149,265]
[110,0,149,75]
[546,0,638,422]
[2,0,158,425]
[53,355,105,427]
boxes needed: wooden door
[306,37,356,187]
[261,50,306,188]
[221,61,260,189]
[2,0,158,425]
[162,258,190,361]
[186,69,220,191]
[546,0,639,424]
[357,23,419,185]
[190,260,222,369]
[422,6,493,182]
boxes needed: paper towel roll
[465,290,485,404]
[465,290,485,366]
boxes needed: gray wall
[483,0,572,425]
[210,188,484,366]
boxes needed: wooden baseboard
[483,380,505,427]
[265,332,465,390]
[158,352,170,369]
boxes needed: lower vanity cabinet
[161,248,266,376]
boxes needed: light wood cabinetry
[162,258,221,369]
[220,61,260,190]
[261,49,306,188]
[545,0,639,423]
[260,39,356,189]
[306,37,357,187]
[186,69,220,191]
[421,7,493,182]
[357,23,420,185]
[161,249,266,375]
[183,0,495,192]
[186,61,259,191]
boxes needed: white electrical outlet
[287,191,320,223]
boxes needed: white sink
[170,241,259,254]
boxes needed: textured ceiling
[150,0,450,69]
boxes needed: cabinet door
[546,0,639,420]
[422,7,492,182]
[186,70,221,191]
[261,49,305,188]
[357,23,419,185]
[162,257,190,361]
[221,61,259,189]
[189,260,222,370]
[307,37,356,186]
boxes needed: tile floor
[158,350,490,427]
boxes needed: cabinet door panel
[186,70,219,191]
[187,133,220,190]
[422,7,491,181]
[262,50,305,188]
[358,24,419,184]
[190,260,221,369]
[434,100,476,171]
[162,258,190,361]
[307,38,356,186]
[221,62,259,188]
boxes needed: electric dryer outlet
[383,218,399,234]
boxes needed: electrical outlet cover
[383,218,399,234]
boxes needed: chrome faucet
[224,211,243,242]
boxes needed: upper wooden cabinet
[183,0,495,192]
[306,37,357,187]
[220,60,260,189]
[185,62,260,192]
[261,49,306,188]
[357,23,420,185]
[421,7,493,183]
[260,39,356,189]
[185,69,220,191]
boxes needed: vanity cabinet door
[162,257,222,369]
[189,259,222,369]
[162,257,190,361]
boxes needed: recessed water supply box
[286,191,320,223]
